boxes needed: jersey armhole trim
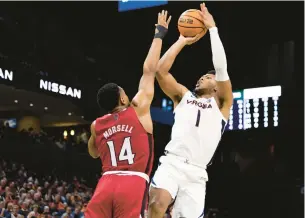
[173,90,191,113]
[212,97,228,122]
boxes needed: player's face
[194,74,217,94]
[119,87,130,106]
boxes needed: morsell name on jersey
[0,68,13,81]
[187,99,212,109]
[39,79,81,99]
[103,124,134,139]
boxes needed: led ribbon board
[118,0,168,12]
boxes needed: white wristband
[209,27,218,34]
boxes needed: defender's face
[195,74,217,92]
[119,87,130,106]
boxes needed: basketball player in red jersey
[85,11,172,218]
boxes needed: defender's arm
[132,37,163,112]
[132,11,171,113]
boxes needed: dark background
[0,1,303,218]
[0,2,302,108]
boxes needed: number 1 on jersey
[107,137,135,166]
[195,109,201,127]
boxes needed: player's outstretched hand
[154,10,171,39]
[199,3,216,29]
[156,10,172,29]
[179,32,204,45]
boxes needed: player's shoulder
[181,91,196,100]
[96,113,111,121]
[95,113,113,126]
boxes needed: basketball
[178,9,207,37]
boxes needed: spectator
[54,195,65,212]
[42,206,51,218]
[0,201,5,217]
[60,207,72,218]
[27,205,39,218]
[7,205,22,218]
[80,129,88,144]
[71,205,83,218]
[19,202,29,217]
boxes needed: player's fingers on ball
[194,34,201,41]
[199,11,204,18]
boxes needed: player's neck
[111,105,128,114]
[196,93,214,99]
[194,88,216,99]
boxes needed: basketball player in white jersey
[148,3,233,218]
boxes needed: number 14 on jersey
[106,137,135,166]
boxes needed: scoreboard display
[161,85,282,131]
[118,0,168,12]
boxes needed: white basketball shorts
[150,154,208,218]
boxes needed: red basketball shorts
[85,172,149,218]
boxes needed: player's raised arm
[156,32,203,104]
[88,121,99,159]
[200,3,233,119]
[132,11,171,113]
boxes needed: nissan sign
[0,68,13,81]
[39,79,81,99]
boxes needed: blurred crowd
[0,159,92,218]
[0,122,89,154]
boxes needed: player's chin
[193,88,200,95]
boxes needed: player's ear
[119,95,126,105]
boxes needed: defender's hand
[155,10,172,32]
[199,3,216,29]
[154,10,172,39]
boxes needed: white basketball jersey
[165,91,227,167]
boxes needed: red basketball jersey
[95,107,154,176]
